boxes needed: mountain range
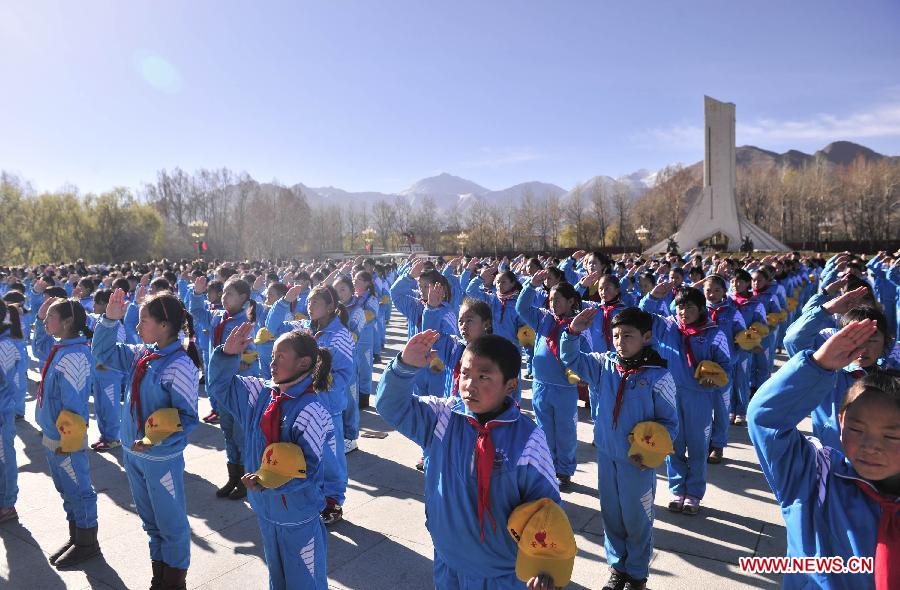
[290,141,895,212]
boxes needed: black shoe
[602,568,629,590]
[54,526,100,568]
[162,564,188,590]
[228,464,247,500]
[150,559,165,590]
[373,354,383,365]
[358,394,370,409]
[707,447,723,464]
[524,373,533,380]
[556,474,572,489]
[321,499,343,525]
[48,521,76,565]
[415,456,425,472]
[15,414,24,421]
[216,463,240,498]
[624,578,647,590]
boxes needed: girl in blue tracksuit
[376,331,563,589]
[748,320,898,590]
[1,291,29,419]
[729,270,767,425]
[784,288,899,452]
[208,324,335,590]
[516,271,592,487]
[639,285,731,514]
[749,268,782,389]
[254,282,290,381]
[351,271,379,409]
[266,284,354,526]
[332,276,363,446]
[578,274,627,355]
[372,265,392,360]
[33,297,100,568]
[93,290,199,587]
[191,276,261,501]
[560,306,678,588]
[464,267,524,348]
[0,299,23,523]
[703,275,747,462]
[85,289,126,451]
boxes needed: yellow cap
[749,321,770,338]
[56,410,87,452]
[628,421,674,468]
[256,442,307,489]
[734,329,761,351]
[517,325,536,348]
[429,355,445,373]
[507,498,576,586]
[293,312,308,321]
[379,295,390,304]
[364,310,376,323]
[766,312,780,327]
[777,309,788,322]
[141,408,183,445]
[565,368,581,385]
[241,350,260,365]
[786,297,798,312]
[254,327,275,344]
[694,360,729,387]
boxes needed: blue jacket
[190,292,259,376]
[375,356,561,578]
[422,306,467,397]
[92,318,199,459]
[32,322,92,439]
[580,299,627,354]
[516,284,592,386]
[347,293,379,347]
[707,300,747,358]
[390,274,428,340]
[748,351,884,590]
[559,331,678,460]
[207,348,334,525]
[0,333,23,415]
[464,278,523,347]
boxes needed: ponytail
[48,298,91,338]
[277,330,334,391]
[312,346,333,392]
[309,285,349,332]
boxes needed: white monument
[646,96,788,253]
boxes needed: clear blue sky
[2,0,899,195]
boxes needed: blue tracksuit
[266,308,355,506]
[32,322,98,529]
[748,351,884,590]
[707,301,746,449]
[464,278,524,348]
[638,295,732,500]
[374,277,391,356]
[516,283,592,478]
[730,296,767,417]
[87,313,126,442]
[750,289,782,389]
[347,292,378,439]
[559,332,678,580]
[191,293,258,464]
[0,333,22,509]
[92,318,199,569]
[207,349,334,590]
[580,298,626,355]
[375,356,561,589]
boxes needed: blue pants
[343,380,359,442]
[93,369,124,442]
[323,413,346,505]
[666,389,713,500]
[355,340,373,397]
[531,381,578,477]
[433,551,523,589]
[710,386,732,449]
[258,517,328,590]
[257,341,274,381]
[124,452,190,569]
[731,357,751,417]
[14,341,27,416]
[597,452,656,581]
[524,346,534,376]
[0,412,17,508]
[374,311,386,355]
[46,447,97,528]
[220,407,245,464]
[750,347,770,390]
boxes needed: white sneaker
[344,439,358,454]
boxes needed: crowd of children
[0,246,897,589]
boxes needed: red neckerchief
[497,290,518,324]
[677,319,709,368]
[260,382,315,446]
[37,342,87,407]
[600,296,622,350]
[213,313,233,347]
[465,417,501,542]
[451,358,462,396]
[732,292,751,307]
[613,365,645,429]
[850,369,867,379]
[545,316,573,360]
[708,302,726,325]
[131,351,162,427]
[853,481,899,590]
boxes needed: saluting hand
[570,307,598,333]
[426,283,445,309]
[401,330,440,369]
[812,319,878,371]
[223,322,254,356]
[105,288,128,321]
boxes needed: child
[332,276,363,453]
[516,270,592,488]
[1,291,29,420]
[86,289,126,451]
[191,276,260,500]
[33,297,100,568]
[639,284,731,514]
[560,306,678,590]
[351,271,379,410]
[729,270,768,425]
[93,289,199,589]
[376,330,567,588]
[748,320,899,590]
[266,284,354,525]
[208,323,335,590]
[464,264,524,348]
[578,273,627,355]
[0,299,23,522]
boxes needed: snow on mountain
[399,172,490,205]
[615,168,657,195]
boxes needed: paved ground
[0,312,790,589]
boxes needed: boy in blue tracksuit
[266,285,354,525]
[516,271,592,487]
[560,306,678,589]
[639,284,731,514]
[33,298,100,568]
[86,291,126,451]
[376,330,565,589]
[0,300,23,523]
[93,290,199,587]
[208,324,335,590]
[748,320,899,590]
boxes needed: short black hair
[610,307,652,334]
[464,334,521,382]
[674,286,706,312]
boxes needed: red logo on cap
[147,416,157,429]
[643,434,656,447]
[533,530,547,548]
[265,447,277,466]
